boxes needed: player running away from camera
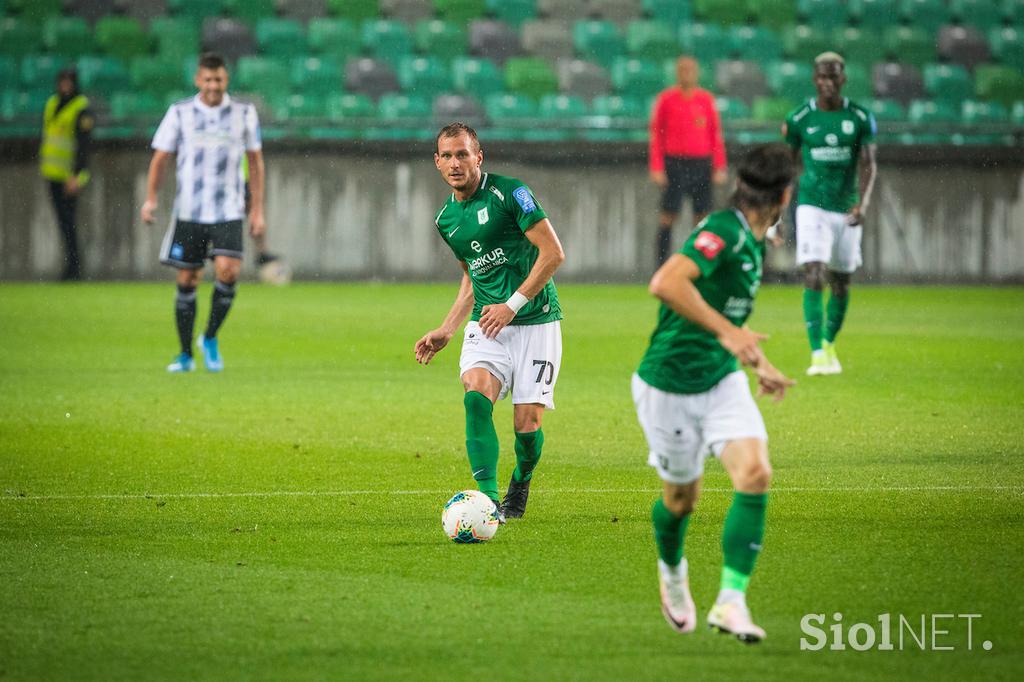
[783,52,877,376]
[141,52,266,373]
[415,122,565,523]
[633,144,796,643]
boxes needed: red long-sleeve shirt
[648,87,726,173]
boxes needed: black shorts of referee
[660,156,713,215]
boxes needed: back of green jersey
[784,98,876,212]
[434,173,561,326]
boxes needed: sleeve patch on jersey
[513,186,536,213]
[693,231,726,260]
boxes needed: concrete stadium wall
[2,143,1022,282]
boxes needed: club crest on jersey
[470,240,482,253]
[842,120,855,134]
[826,133,839,146]
[477,207,489,224]
[693,231,725,260]
[513,186,536,213]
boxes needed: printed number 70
[532,360,555,385]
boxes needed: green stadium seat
[95,17,151,62]
[415,20,468,61]
[168,0,225,24]
[0,19,42,56]
[532,94,587,141]
[898,0,950,33]
[990,27,1024,70]
[0,56,16,85]
[882,26,935,67]
[131,57,186,95]
[290,57,343,93]
[679,23,730,64]
[6,0,62,24]
[626,20,679,61]
[866,98,906,121]
[752,96,795,121]
[848,0,898,30]
[110,91,166,120]
[950,0,1005,32]
[749,0,799,31]
[223,0,277,25]
[961,99,1009,124]
[485,91,537,117]
[592,93,646,118]
[77,56,129,97]
[0,89,50,120]
[766,60,813,101]
[20,54,65,88]
[975,64,1024,106]
[695,0,751,24]
[843,62,872,100]
[434,0,486,22]
[1012,100,1024,124]
[504,57,557,100]
[398,56,452,97]
[1006,0,1024,26]
[378,92,432,118]
[539,93,587,117]
[832,27,876,69]
[486,0,536,27]
[452,56,503,96]
[361,20,413,65]
[256,19,307,59]
[270,93,329,121]
[150,18,200,60]
[783,24,833,64]
[308,19,360,62]
[728,26,783,62]
[326,92,376,119]
[923,63,973,105]
[796,0,846,28]
[908,99,960,123]
[612,57,664,98]
[715,95,751,120]
[574,21,625,69]
[235,56,291,94]
[43,17,95,59]
[643,0,693,25]
[587,94,644,141]
[326,0,378,21]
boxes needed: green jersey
[434,172,561,326]
[784,97,876,213]
[637,209,764,394]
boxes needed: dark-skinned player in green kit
[415,123,566,523]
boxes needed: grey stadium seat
[433,94,486,125]
[588,0,642,23]
[469,20,522,66]
[380,0,433,22]
[872,62,925,105]
[536,0,583,22]
[114,0,168,26]
[521,20,574,60]
[345,58,400,101]
[557,58,611,100]
[938,25,991,71]
[202,18,257,62]
[72,0,118,25]
[715,60,768,105]
[278,0,328,23]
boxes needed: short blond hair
[815,51,845,66]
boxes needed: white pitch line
[1,485,1021,502]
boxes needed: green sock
[720,492,767,593]
[513,429,543,482]
[824,292,850,343]
[803,288,824,351]
[463,391,499,503]
[652,498,691,568]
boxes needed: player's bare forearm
[246,150,266,236]
[517,219,565,299]
[439,269,475,336]
[141,151,171,222]
[856,144,877,215]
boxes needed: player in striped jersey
[141,52,265,373]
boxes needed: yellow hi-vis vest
[40,94,89,182]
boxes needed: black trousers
[48,180,80,279]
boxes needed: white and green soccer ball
[442,490,500,543]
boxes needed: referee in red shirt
[649,56,728,266]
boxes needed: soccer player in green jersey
[633,145,796,643]
[415,123,566,521]
[783,52,878,376]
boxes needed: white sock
[658,557,687,581]
[715,588,745,606]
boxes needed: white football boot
[806,349,830,376]
[822,340,843,375]
[658,559,696,633]
[707,597,766,644]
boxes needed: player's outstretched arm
[478,218,565,339]
[140,150,172,223]
[246,149,266,237]
[415,263,475,365]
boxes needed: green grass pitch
[0,283,1021,681]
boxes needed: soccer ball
[441,490,500,543]
[258,258,292,286]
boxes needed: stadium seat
[278,0,329,24]
[8,0,63,24]
[0,56,16,87]
[381,0,433,22]
[950,0,1005,32]
[150,17,200,60]
[504,57,558,100]
[898,0,950,34]
[290,56,343,93]
[589,0,643,24]
[1006,0,1024,25]
[43,17,95,59]
[766,60,813,101]
[882,26,935,68]
[271,92,329,121]
[842,62,872,100]
[642,0,693,26]
[486,91,537,118]
[1012,100,1024,124]
[975,64,1024,106]
[469,19,521,66]
[715,95,752,120]
[831,27,876,69]
[715,60,768,105]
[0,90,51,121]
[77,56,129,97]
[557,58,611,100]
[796,0,846,28]
[679,23,731,64]
[452,56,503,96]
[749,0,799,31]
[539,93,587,118]
[433,93,485,123]
[923,63,974,106]
[866,98,906,121]
[694,0,750,24]
[592,93,645,118]
[521,20,574,60]
[326,92,375,119]
[345,57,400,100]
[752,96,794,121]
[990,27,1024,70]
[70,0,117,26]
[19,54,65,87]
[486,0,537,27]
[873,62,925,105]
[131,56,187,95]
[0,19,42,56]
[201,18,257,63]
[235,56,291,94]
[536,0,577,21]
[938,25,992,70]
[255,19,308,59]
[168,0,224,23]
[398,56,452,98]
[611,57,664,98]
[848,0,897,30]
[96,17,151,61]
[110,91,166,120]
[961,99,1009,124]
[307,19,360,62]
[908,98,960,123]
[728,25,783,62]
[362,20,414,65]
[573,20,625,68]
[415,20,468,61]
[626,20,678,60]
[783,24,833,64]
[326,0,379,22]
[587,93,645,141]
[222,0,276,24]
[434,0,486,22]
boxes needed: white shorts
[459,320,562,409]
[632,371,767,485]
[795,204,863,273]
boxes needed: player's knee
[740,460,772,493]
[513,410,542,433]
[829,274,850,298]
[804,264,826,290]
[664,487,697,515]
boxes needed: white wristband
[765,224,778,240]
[505,291,529,314]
